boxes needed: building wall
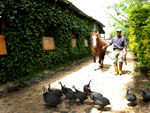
[0,0,94,84]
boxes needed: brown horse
[91,32,108,69]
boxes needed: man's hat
[116,28,122,32]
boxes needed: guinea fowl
[42,86,61,107]
[48,84,62,98]
[90,91,103,100]
[126,87,137,105]
[59,81,72,95]
[92,95,110,111]
[83,80,92,94]
[72,85,88,103]
[64,89,76,102]
[141,88,150,102]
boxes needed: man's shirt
[109,35,127,49]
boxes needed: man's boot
[119,62,123,75]
[114,65,118,75]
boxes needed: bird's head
[42,86,47,93]
[127,87,130,90]
[72,85,75,89]
[48,84,51,88]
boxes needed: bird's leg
[100,106,104,113]
[69,99,72,105]
[73,99,76,103]
[80,100,82,104]
[91,102,95,107]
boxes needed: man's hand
[102,45,109,50]
[125,51,127,56]
[102,46,107,49]
[124,46,127,56]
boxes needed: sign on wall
[43,37,55,50]
[0,35,7,55]
[84,39,88,47]
[0,17,7,55]
[72,38,77,48]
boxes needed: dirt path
[0,47,150,113]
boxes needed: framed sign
[84,39,88,47]
[0,17,7,55]
[0,35,7,55]
[43,37,55,50]
[72,38,77,48]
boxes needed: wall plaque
[84,39,88,47]
[72,38,77,48]
[43,37,55,50]
[0,35,7,55]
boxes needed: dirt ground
[0,47,150,113]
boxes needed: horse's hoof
[99,64,103,68]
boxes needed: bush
[128,5,150,73]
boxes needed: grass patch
[143,82,150,87]
[134,66,141,72]
[135,76,142,83]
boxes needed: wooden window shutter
[43,37,55,50]
[0,18,7,55]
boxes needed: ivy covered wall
[0,0,96,83]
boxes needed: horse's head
[91,32,99,48]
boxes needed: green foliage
[128,5,150,73]
[107,0,129,39]
[0,0,93,84]
[108,0,150,74]
[127,0,149,8]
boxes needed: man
[104,29,127,75]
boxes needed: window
[72,38,77,48]
[43,26,55,50]
[84,39,88,47]
[0,18,2,35]
[72,33,77,48]
[43,37,55,50]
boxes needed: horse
[91,32,108,69]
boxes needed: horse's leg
[99,54,102,67]
[93,55,96,63]
[101,53,104,67]
[93,55,97,70]
[101,50,106,67]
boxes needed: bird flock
[42,80,110,111]
[42,80,150,112]
[126,87,150,106]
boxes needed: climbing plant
[0,0,94,83]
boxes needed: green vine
[0,0,94,83]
